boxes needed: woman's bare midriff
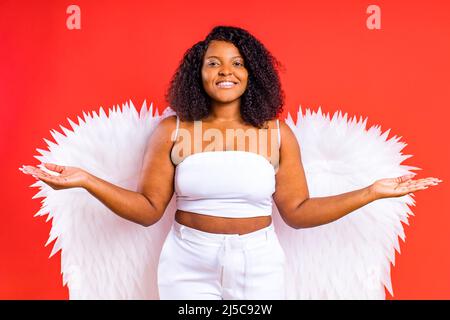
[175,210,272,235]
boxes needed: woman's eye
[207,61,244,67]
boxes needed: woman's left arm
[273,120,442,229]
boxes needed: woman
[20,26,441,300]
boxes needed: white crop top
[171,116,280,218]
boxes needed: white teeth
[217,81,236,88]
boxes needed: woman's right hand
[19,163,90,190]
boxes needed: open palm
[19,163,89,190]
[371,174,442,199]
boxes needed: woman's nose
[218,68,232,76]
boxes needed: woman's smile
[216,81,238,89]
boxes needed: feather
[274,109,416,299]
[28,100,177,299]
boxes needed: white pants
[157,220,287,300]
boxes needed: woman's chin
[211,94,243,104]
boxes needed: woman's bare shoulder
[158,115,178,127]
[152,115,179,141]
[278,118,301,152]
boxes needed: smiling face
[201,40,249,105]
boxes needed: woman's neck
[206,100,242,122]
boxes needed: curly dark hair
[164,25,285,128]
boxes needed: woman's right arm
[83,174,161,227]
[22,115,178,227]
[84,115,178,227]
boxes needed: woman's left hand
[370,174,442,199]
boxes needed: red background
[1,0,449,299]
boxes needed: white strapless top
[171,116,280,218]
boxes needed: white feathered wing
[28,102,418,299]
[31,100,177,299]
[274,107,418,299]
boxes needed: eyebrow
[205,55,243,59]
